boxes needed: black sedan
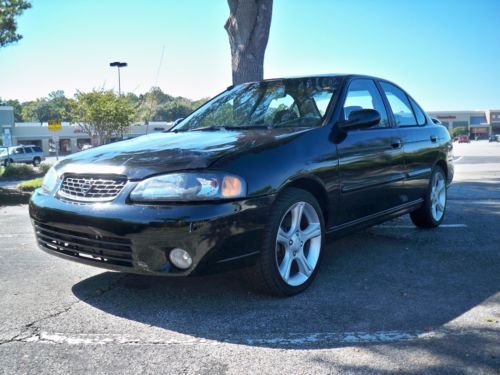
[30,74,454,296]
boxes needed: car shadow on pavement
[71,197,500,350]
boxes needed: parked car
[30,74,454,296]
[0,145,45,167]
[488,135,499,142]
[458,134,470,143]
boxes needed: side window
[33,146,43,153]
[409,97,427,125]
[15,148,24,154]
[343,79,389,128]
[380,82,417,126]
[24,147,33,153]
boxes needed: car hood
[54,128,308,180]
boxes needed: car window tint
[24,147,33,153]
[409,97,427,125]
[380,82,417,126]
[33,146,43,152]
[343,79,389,128]
[15,148,24,154]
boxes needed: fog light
[169,248,192,269]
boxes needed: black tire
[4,159,12,167]
[33,157,41,167]
[410,166,447,228]
[246,188,325,296]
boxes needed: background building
[428,110,500,139]
[0,106,172,155]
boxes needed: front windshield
[175,76,339,131]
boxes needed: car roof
[260,73,385,82]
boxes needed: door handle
[430,135,437,143]
[391,138,402,149]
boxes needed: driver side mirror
[338,109,380,131]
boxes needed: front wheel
[33,157,41,167]
[410,166,447,228]
[247,188,325,296]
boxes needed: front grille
[34,221,133,267]
[58,175,127,202]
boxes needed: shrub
[1,164,36,178]
[16,177,43,192]
[38,162,53,174]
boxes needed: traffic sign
[48,119,62,131]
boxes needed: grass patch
[16,177,43,192]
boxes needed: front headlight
[41,167,59,193]
[130,172,246,202]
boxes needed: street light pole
[109,61,127,95]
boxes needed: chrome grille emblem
[58,175,127,202]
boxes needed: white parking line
[378,224,467,229]
[12,328,478,346]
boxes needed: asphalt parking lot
[0,141,499,374]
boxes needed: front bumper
[29,189,274,276]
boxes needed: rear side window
[342,79,389,128]
[409,97,427,125]
[33,146,43,152]
[24,147,33,153]
[380,82,417,127]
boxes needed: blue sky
[0,0,499,110]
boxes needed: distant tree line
[0,88,207,125]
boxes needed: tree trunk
[225,0,273,85]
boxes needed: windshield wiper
[223,125,271,130]
[190,126,228,131]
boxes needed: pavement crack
[0,274,127,347]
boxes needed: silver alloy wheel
[431,171,446,221]
[275,201,322,287]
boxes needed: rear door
[336,78,406,224]
[379,82,438,202]
[23,147,34,162]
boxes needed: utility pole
[109,61,127,95]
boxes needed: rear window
[380,82,417,127]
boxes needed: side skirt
[326,199,424,239]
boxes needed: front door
[336,79,405,224]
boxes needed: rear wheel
[3,159,12,167]
[247,188,325,296]
[410,166,447,228]
[33,157,41,167]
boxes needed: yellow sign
[48,120,62,131]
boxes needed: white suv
[0,145,45,167]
